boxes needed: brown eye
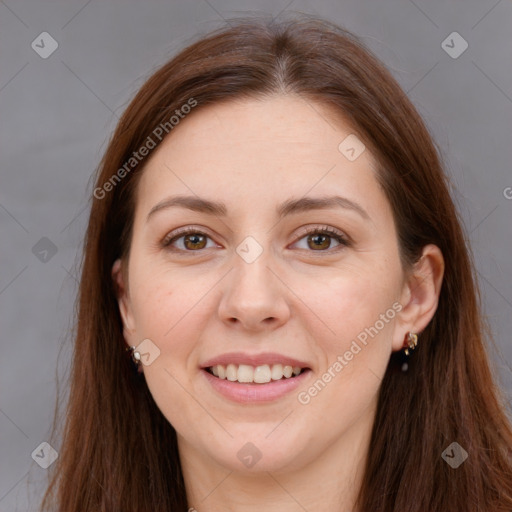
[182,233,207,250]
[162,226,349,255]
[162,228,215,252]
[307,233,332,250]
[293,226,349,252]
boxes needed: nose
[217,245,291,333]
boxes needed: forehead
[147,94,362,162]
[135,94,386,221]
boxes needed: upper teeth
[210,364,303,383]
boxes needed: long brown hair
[40,14,512,511]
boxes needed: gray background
[1,0,511,510]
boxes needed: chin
[203,434,311,474]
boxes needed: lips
[201,352,311,387]
[201,363,312,403]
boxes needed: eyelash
[161,225,351,255]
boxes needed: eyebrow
[146,194,371,222]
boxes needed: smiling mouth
[205,363,310,384]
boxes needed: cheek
[130,266,206,338]
[126,274,196,390]
[292,261,399,350]
[129,271,211,427]
[292,261,399,417]
[128,265,226,392]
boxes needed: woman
[41,15,512,512]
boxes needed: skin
[112,94,444,512]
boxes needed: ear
[112,258,137,346]
[392,244,445,352]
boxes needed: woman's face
[114,94,412,473]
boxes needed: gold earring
[404,332,418,356]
